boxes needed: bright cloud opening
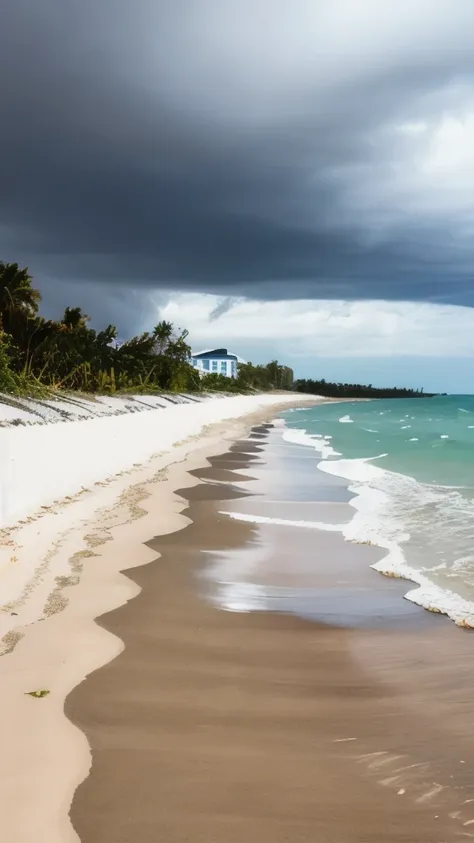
[158,294,474,359]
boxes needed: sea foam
[219,510,341,531]
[279,423,474,628]
[282,427,341,458]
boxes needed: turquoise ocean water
[280,396,474,625]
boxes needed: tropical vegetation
[0,261,293,396]
[0,261,433,399]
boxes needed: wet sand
[67,426,474,842]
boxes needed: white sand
[0,393,317,843]
[0,393,316,529]
[0,394,319,627]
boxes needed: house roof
[192,348,246,363]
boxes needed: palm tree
[152,320,174,355]
[60,306,90,331]
[0,262,41,334]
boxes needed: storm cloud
[1,0,474,330]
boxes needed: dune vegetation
[0,261,293,396]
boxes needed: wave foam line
[282,427,342,458]
[318,457,474,628]
[218,510,342,531]
[220,506,474,627]
[371,546,474,629]
[279,426,474,628]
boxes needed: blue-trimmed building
[191,348,246,379]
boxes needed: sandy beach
[2,400,474,842]
[65,425,474,842]
[0,396,315,842]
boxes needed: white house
[191,348,246,379]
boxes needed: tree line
[201,360,294,393]
[294,379,434,399]
[0,261,293,395]
[0,261,433,399]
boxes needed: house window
[203,359,210,371]
[212,360,218,372]
[231,361,237,377]
[220,361,227,375]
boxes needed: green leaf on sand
[25,689,50,698]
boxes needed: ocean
[280,395,474,626]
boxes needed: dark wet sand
[67,428,474,842]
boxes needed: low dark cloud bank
[1,0,473,330]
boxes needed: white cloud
[327,82,474,237]
[148,0,474,127]
[157,294,474,359]
[397,122,428,137]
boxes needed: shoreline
[0,396,319,843]
[281,411,474,629]
[2,394,472,840]
[0,393,319,645]
[67,424,473,841]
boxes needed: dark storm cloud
[1,0,474,330]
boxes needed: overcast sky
[1,1,474,390]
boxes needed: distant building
[191,348,246,379]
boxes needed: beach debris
[397,789,405,795]
[25,689,50,698]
